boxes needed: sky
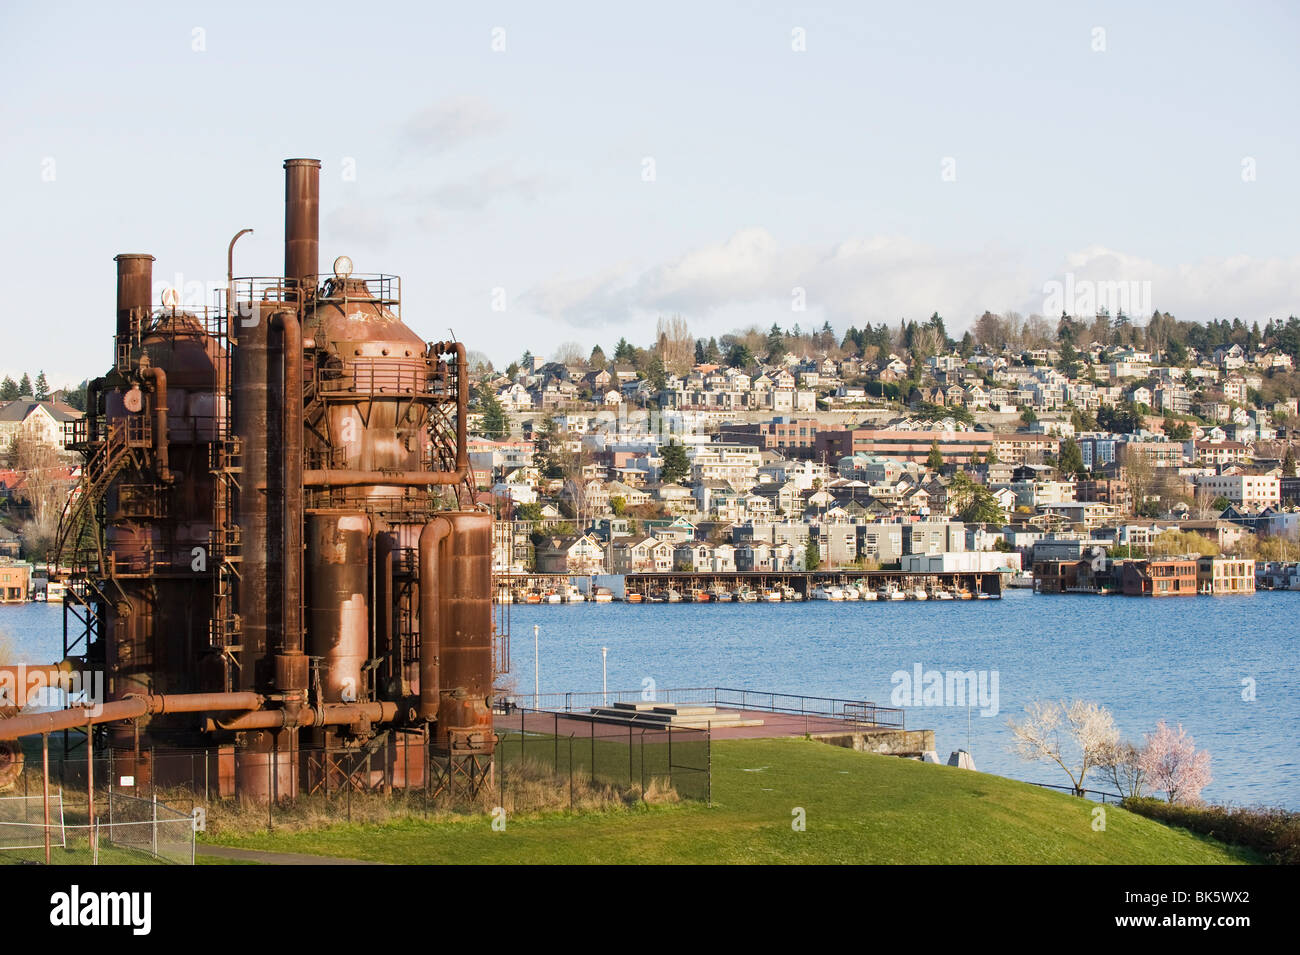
[2,0,1297,388]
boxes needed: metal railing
[499,686,905,730]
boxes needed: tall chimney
[283,158,321,295]
[114,253,155,346]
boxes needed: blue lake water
[4,592,1297,808]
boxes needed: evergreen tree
[927,440,944,471]
[660,442,690,484]
[474,382,509,438]
[589,345,607,370]
[614,338,635,363]
[1058,437,1085,476]
[34,371,49,401]
[1284,446,1296,478]
[17,373,31,397]
[0,376,17,400]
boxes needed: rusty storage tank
[35,157,496,803]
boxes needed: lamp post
[601,647,608,705]
[533,624,540,703]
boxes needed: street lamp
[533,624,540,702]
[601,647,608,705]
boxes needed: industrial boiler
[0,159,498,802]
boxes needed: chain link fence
[496,708,710,804]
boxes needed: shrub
[1122,797,1300,864]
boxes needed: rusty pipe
[114,253,154,350]
[418,516,452,721]
[284,158,320,296]
[210,701,398,732]
[0,692,263,740]
[270,310,306,702]
[301,470,467,487]
[226,227,253,342]
[138,362,171,483]
[376,532,395,689]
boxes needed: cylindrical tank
[114,253,154,345]
[307,512,371,703]
[436,511,494,754]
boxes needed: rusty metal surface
[50,157,494,801]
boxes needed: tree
[656,315,694,375]
[589,345,607,370]
[33,371,49,401]
[1150,529,1219,557]
[1007,699,1120,795]
[948,470,1005,524]
[726,343,754,369]
[1163,418,1193,441]
[1019,407,1038,427]
[0,376,18,400]
[613,338,635,363]
[660,442,690,484]
[1284,446,1296,478]
[1058,437,1084,476]
[1139,721,1212,805]
[926,440,944,471]
[1095,740,1147,799]
[511,502,542,524]
[474,382,508,439]
[644,357,667,392]
[803,537,820,570]
[18,373,32,397]
[609,496,627,517]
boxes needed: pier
[497,569,1002,602]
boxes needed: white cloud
[403,96,505,152]
[523,230,1300,334]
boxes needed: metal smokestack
[283,158,321,294]
[114,253,154,347]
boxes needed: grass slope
[203,738,1256,864]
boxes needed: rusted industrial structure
[1,159,500,801]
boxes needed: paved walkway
[197,845,387,865]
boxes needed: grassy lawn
[201,737,1257,864]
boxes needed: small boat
[647,591,667,604]
[562,586,584,603]
[877,585,906,601]
[780,586,803,602]
[811,586,846,601]
[711,587,733,602]
[525,592,543,604]
[736,588,758,602]
[907,588,928,601]
[842,586,860,601]
[856,586,877,601]
[591,588,614,603]
[544,591,562,604]
[762,589,782,602]
[690,589,712,602]
[1006,571,1035,589]
[956,589,973,600]
[624,592,643,603]
[975,592,994,600]
[665,588,683,603]
[932,589,954,600]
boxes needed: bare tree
[656,314,694,376]
[1007,699,1120,795]
[551,342,587,365]
[1095,739,1147,798]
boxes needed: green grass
[200,738,1257,864]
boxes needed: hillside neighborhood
[4,314,1300,599]
[464,315,1300,590]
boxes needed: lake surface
[5,592,1297,808]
